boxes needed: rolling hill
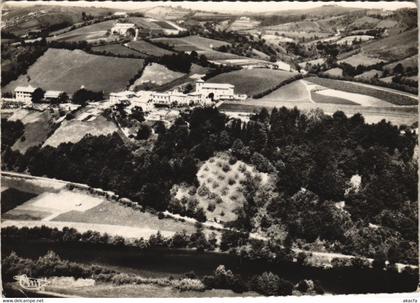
[4,48,145,95]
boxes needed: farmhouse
[111,23,137,36]
[14,85,37,103]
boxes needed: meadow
[256,80,310,102]
[50,20,116,42]
[151,35,230,52]
[42,115,119,148]
[337,53,384,67]
[310,91,359,105]
[8,110,59,153]
[130,63,185,88]
[127,40,175,57]
[206,69,298,97]
[4,49,145,95]
[91,44,145,57]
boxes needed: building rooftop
[202,82,234,89]
[15,85,36,93]
[45,90,63,98]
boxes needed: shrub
[215,197,223,204]
[212,182,220,189]
[188,186,197,196]
[197,185,210,197]
[222,164,231,173]
[228,178,236,186]
[238,164,247,173]
[158,212,165,220]
[229,156,237,165]
[207,203,216,212]
[217,175,225,181]
[175,278,205,291]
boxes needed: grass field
[4,49,145,95]
[126,40,175,57]
[354,69,383,80]
[256,80,310,102]
[50,20,116,42]
[383,55,418,71]
[206,69,298,97]
[1,188,38,214]
[91,44,144,57]
[4,189,104,221]
[323,67,343,77]
[42,114,119,148]
[130,63,185,88]
[9,110,59,153]
[151,35,230,52]
[306,77,418,106]
[1,175,200,239]
[336,35,374,45]
[197,50,246,61]
[53,199,197,235]
[311,91,359,105]
[338,53,384,67]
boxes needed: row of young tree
[1,106,417,263]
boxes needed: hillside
[362,28,418,61]
[4,48,145,95]
[206,69,298,97]
[49,20,116,42]
[140,6,192,19]
[2,4,116,36]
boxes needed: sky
[5,1,417,13]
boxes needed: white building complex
[14,85,36,103]
[109,80,246,108]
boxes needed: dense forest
[1,106,418,264]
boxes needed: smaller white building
[111,23,136,35]
[45,90,63,101]
[113,12,128,17]
[14,85,36,103]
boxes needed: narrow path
[300,79,316,104]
